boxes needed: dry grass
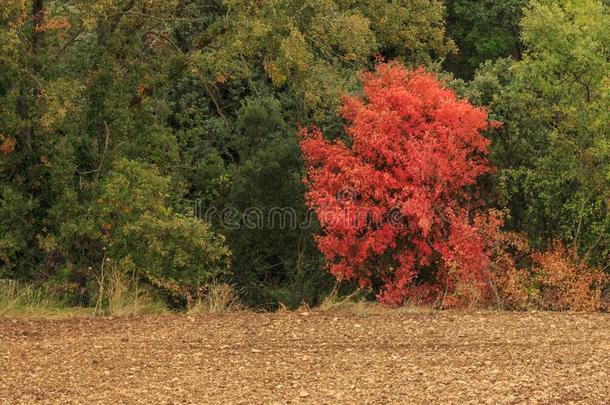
[187,283,241,315]
[96,270,167,317]
[1,278,239,319]
[313,287,433,317]
[0,281,89,319]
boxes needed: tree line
[0,0,608,309]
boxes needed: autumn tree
[300,63,498,306]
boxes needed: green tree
[0,1,230,303]
[467,0,610,266]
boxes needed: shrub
[300,63,498,306]
[475,210,531,310]
[532,241,608,312]
[0,185,34,277]
[58,159,231,304]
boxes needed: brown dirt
[1,311,609,404]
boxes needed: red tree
[300,63,500,306]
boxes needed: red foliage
[300,63,499,306]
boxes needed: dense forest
[1,0,608,311]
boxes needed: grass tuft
[187,283,241,315]
[95,269,167,317]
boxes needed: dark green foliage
[0,1,231,304]
[0,185,34,277]
[444,0,525,78]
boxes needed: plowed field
[1,311,609,404]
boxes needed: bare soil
[1,311,609,404]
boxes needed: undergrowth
[0,281,89,318]
[187,283,242,315]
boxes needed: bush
[474,210,532,310]
[58,159,231,304]
[532,241,608,312]
[484,225,609,312]
[0,185,34,278]
[300,63,498,306]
